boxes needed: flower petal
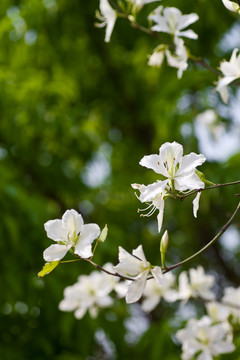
[151,266,163,285]
[132,245,148,265]
[139,154,168,176]
[175,172,204,191]
[62,209,84,236]
[193,192,201,218]
[114,247,142,277]
[43,244,71,261]
[126,270,149,303]
[74,223,100,258]
[44,219,68,242]
[178,13,199,30]
[177,153,206,177]
[177,29,198,39]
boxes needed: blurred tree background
[0,0,240,359]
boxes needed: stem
[163,201,240,273]
[177,179,240,201]
[60,259,81,264]
[84,258,134,281]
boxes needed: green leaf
[38,261,60,278]
[98,224,108,242]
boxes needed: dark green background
[0,0,239,359]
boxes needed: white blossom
[148,47,165,67]
[141,272,178,312]
[206,302,230,323]
[96,0,117,43]
[222,0,240,12]
[43,209,100,261]
[165,37,188,78]
[177,266,215,302]
[114,245,163,304]
[59,268,114,319]
[216,48,240,103]
[150,7,199,39]
[133,142,206,231]
[176,316,235,360]
[222,286,240,322]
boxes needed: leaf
[98,224,108,242]
[38,261,60,278]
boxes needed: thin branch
[163,201,240,273]
[177,179,240,201]
[84,258,134,281]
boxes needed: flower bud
[160,230,169,254]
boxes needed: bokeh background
[0,0,240,359]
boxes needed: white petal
[139,154,168,176]
[114,247,142,276]
[151,266,163,284]
[137,181,168,203]
[177,153,206,177]
[157,208,164,232]
[222,0,239,12]
[74,223,100,258]
[44,219,68,242]
[126,270,149,303]
[43,244,71,261]
[132,245,148,264]
[177,29,198,39]
[193,192,201,218]
[62,209,84,236]
[216,75,239,91]
[74,307,87,319]
[159,142,183,169]
[175,172,204,191]
[74,244,93,258]
[178,13,199,30]
[141,295,160,312]
[217,85,229,103]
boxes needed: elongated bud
[196,170,215,186]
[160,230,169,269]
[99,224,108,242]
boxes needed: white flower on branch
[59,268,114,319]
[222,286,240,322]
[43,209,100,261]
[150,7,199,40]
[222,0,240,12]
[148,38,188,79]
[141,272,178,312]
[114,245,163,304]
[176,316,235,360]
[216,48,240,103]
[133,142,206,231]
[95,0,117,43]
[177,266,215,302]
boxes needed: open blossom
[141,272,178,312]
[176,316,235,360]
[216,48,240,103]
[150,7,199,39]
[133,142,206,231]
[43,209,100,261]
[113,245,163,304]
[222,0,240,12]
[59,268,114,319]
[95,0,117,43]
[177,266,215,302]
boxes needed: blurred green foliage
[0,0,240,359]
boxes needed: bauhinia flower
[177,266,215,302]
[113,245,163,303]
[95,0,117,43]
[222,0,240,12]
[176,316,235,360]
[59,268,114,319]
[149,7,199,39]
[133,142,206,231]
[43,209,100,261]
[216,48,240,103]
[148,38,188,79]
[141,272,178,312]
[222,286,240,322]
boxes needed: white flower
[216,48,240,103]
[132,182,168,232]
[177,266,215,302]
[148,47,165,68]
[133,142,206,230]
[43,209,100,261]
[222,286,240,322]
[222,0,240,12]
[176,316,235,360]
[141,272,178,312]
[139,142,206,192]
[96,0,117,43]
[59,269,114,319]
[150,7,199,39]
[113,245,163,304]
[165,37,188,78]
[206,302,230,323]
